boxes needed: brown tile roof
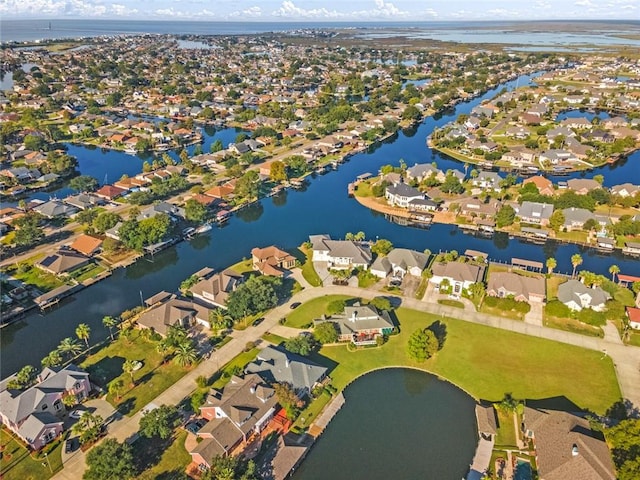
[95,185,126,199]
[69,234,103,256]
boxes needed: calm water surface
[291,369,477,480]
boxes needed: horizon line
[2,18,639,23]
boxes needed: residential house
[516,201,555,226]
[370,248,429,280]
[0,365,90,450]
[309,234,372,270]
[69,234,103,257]
[95,184,126,200]
[251,245,296,277]
[33,200,77,219]
[245,346,327,397]
[406,163,446,183]
[314,302,394,345]
[523,176,555,196]
[385,182,425,208]
[190,269,243,310]
[487,272,546,303]
[566,178,601,195]
[626,307,640,330]
[458,197,502,218]
[138,202,185,221]
[610,183,640,198]
[557,280,611,312]
[561,208,610,231]
[192,374,278,468]
[539,150,576,165]
[430,261,485,296]
[136,295,211,335]
[36,249,90,275]
[64,193,104,211]
[522,407,615,480]
[204,184,235,200]
[472,171,502,191]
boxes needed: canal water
[2,72,639,376]
[290,368,477,480]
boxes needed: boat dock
[466,436,495,480]
[308,393,345,437]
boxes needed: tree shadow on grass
[85,356,125,387]
[132,434,175,473]
[116,397,137,416]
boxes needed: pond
[290,368,477,480]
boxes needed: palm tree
[102,316,119,341]
[108,378,125,401]
[123,360,137,386]
[609,264,620,282]
[156,340,171,365]
[571,253,583,278]
[41,350,63,368]
[76,323,91,350]
[173,343,198,367]
[58,337,82,359]
[546,258,557,275]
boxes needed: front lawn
[480,297,530,321]
[80,330,193,415]
[438,299,465,309]
[134,430,191,480]
[317,307,620,414]
[0,427,63,480]
[284,295,353,328]
[210,347,260,390]
[299,246,322,287]
[544,316,603,337]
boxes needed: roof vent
[250,386,256,394]
[572,444,579,456]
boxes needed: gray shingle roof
[557,280,611,310]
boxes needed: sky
[1,0,639,21]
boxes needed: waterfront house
[251,245,296,277]
[523,176,555,196]
[33,200,77,219]
[69,234,103,257]
[245,345,327,397]
[190,269,244,310]
[522,407,615,480]
[539,149,576,165]
[566,178,601,195]
[516,201,554,226]
[487,272,546,303]
[204,184,235,200]
[406,163,446,183]
[623,241,640,256]
[557,280,611,312]
[0,364,90,450]
[561,208,610,231]
[36,249,90,275]
[430,261,485,297]
[385,182,425,208]
[136,295,211,335]
[192,374,278,467]
[64,193,104,211]
[471,172,502,192]
[138,201,185,221]
[95,184,126,201]
[314,302,394,345]
[309,234,372,270]
[610,183,640,198]
[370,248,429,280]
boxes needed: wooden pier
[308,393,345,437]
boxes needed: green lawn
[480,303,527,321]
[0,427,63,480]
[229,258,254,275]
[134,430,191,480]
[316,307,620,414]
[546,275,565,300]
[80,330,193,416]
[438,299,465,309]
[210,348,260,390]
[299,247,322,287]
[69,263,106,283]
[544,316,603,338]
[262,332,287,345]
[3,260,65,292]
[494,409,518,448]
[292,390,332,433]
[284,295,353,328]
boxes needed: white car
[69,410,84,419]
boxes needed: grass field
[284,295,353,328]
[316,307,620,414]
[135,430,191,480]
[0,427,63,480]
[80,330,193,416]
[3,257,65,292]
[494,409,518,448]
[299,246,322,287]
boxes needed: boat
[194,223,213,234]
[182,227,195,238]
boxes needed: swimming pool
[514,459,532,480]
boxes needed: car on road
[290,302,301,309]
[252,317,264,327]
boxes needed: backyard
[80,330,194,415]
[315,307,620,414]
[0,427,63,480]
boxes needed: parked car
[290,302,301,309]
[252,317,264,327]
[69,410,84,419]
[64,438,77,454]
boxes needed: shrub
[577,308,607,327]
[545,300,571,318]
[195,375,207,389]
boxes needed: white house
[309,234,372,270]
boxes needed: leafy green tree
[440,172,464,194]
[24,133,47,151]
[185,198,207,223]
[73,411,104,445]
[227,276,282,320]
[273,382,304,420]
[369,297,392,312]
[139,405,179,440]
[371,238,393,256]
[269,160,288,183]
[284,335,315,356]
[76,323,91,350]
[402,105,421,121]
[93,212,121,233]
[236,170,260,200]
[609,264,620,282]
[12,212,44,247]
[406,328,439,362]
[496,205,516,228]
[69,175,99,192]
[108,378,124,401]
[314,322,339,344]
[210,139,223,153]
[549,210,565,232]
[201,456,258,480]
[6,365,37,390]
[84,438,137,480]
[606,419,640,480]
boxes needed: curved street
[53,274,640,480]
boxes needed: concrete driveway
[524,302,544,327]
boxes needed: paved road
[53,281,640,479]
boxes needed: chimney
[285,359,290,368]
[250,386,256,394]
[571,444,579,456]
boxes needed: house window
[54,400,62,411]
[42,404,48,411]
[74,382,81,390]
